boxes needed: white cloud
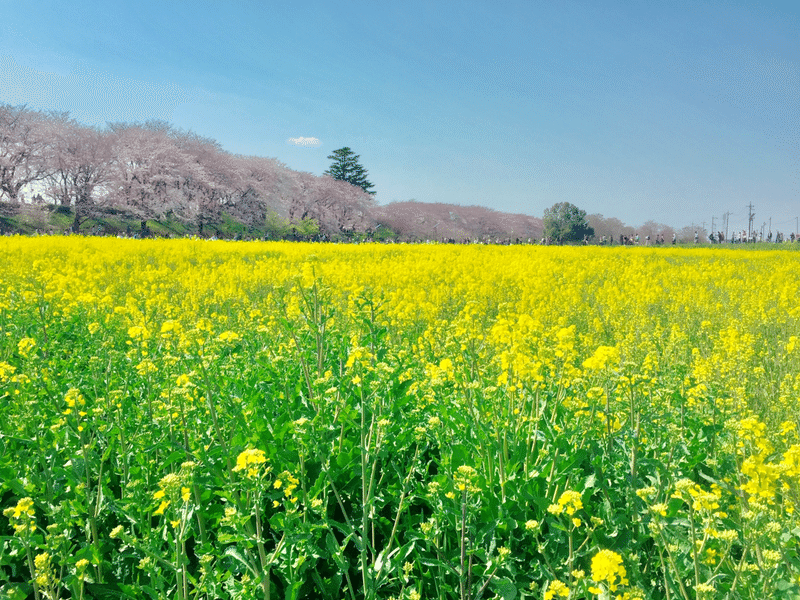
[287,136,321,147]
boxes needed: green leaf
[0,582,30,600]
[224,546,256,576]
[490,576,517,600]
[84,583,139,599]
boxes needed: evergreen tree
[323,147,375,195]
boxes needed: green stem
[656,524,692,600]
[687,505,701,590]
[460,488,468,600]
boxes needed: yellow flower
[8,497,35,519]
[525,519,540,531]
[650,503,668,517]
[544,579,570,599]
[590,549,628,593]
[274,470,300,497]
[34,552,55,588]
[17,337,36,358]
[160,320,180,335]
[453,465,481,493]
[127,325,148,340]
[233,448,268,478]
[34,552,50,571]
[550,490,583,516]
[110,525,125,539]
[217,330,240,343]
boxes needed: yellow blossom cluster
[153,462,196,515]
[3,496,36,534]
[548,490,583,517]
[233,448,269,479]
[453,465,481,493]
[589,549,628,594]
[2,237,800,598]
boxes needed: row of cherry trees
[0,104,376,236]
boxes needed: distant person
[672,233,676,245]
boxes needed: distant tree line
[0,104,376,238]
[5,103,704,244]
[542,203,715,246]
[371,201,543,243]
[586,214,700,244]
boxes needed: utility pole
[747,203,755,241]
[723,211,732,242]
[711,216,716,236]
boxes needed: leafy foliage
[3,239,800,599]
[543,202,594,242]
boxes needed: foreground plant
[2,238,800,599]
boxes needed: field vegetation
[1,237,799,600]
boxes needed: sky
[1,0,798,233]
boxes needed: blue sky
[1,0,798,233]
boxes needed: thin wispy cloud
[0,55,191,126]
[287,136,321,147]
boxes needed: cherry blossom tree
[43,116,114,231]
[170,130,239,234]
[105,122,191,227]
[372,201,543,242]
[288,172,376,237]
[0,104,54,205]
[225,155,286,230]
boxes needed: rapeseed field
[1,237,799,600]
